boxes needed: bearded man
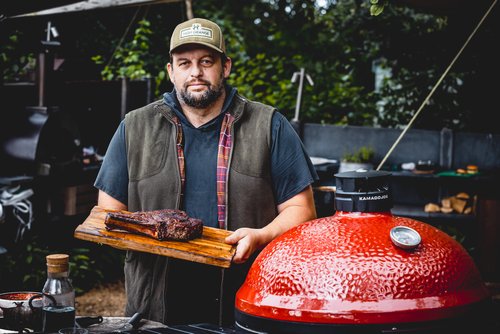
[94,18,318,326]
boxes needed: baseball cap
[170,18,225,54]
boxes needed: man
[94,17,318,326]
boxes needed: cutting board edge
[73,228,233,268]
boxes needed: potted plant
[339,146,375,173]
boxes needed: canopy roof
[2,0,182,20]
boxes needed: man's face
[167,45,231,109]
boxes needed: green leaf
[370,4,385,16]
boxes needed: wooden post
[185,0,193,19]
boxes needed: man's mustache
[185,79,211,87]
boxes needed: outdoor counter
[78,317,167,333]
[0,317,167,334]
[0,317,246,334]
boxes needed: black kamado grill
[0,105,81,178]
[0,104,83,250]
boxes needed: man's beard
[179,77,225,109]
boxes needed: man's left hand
[225,228,265,264]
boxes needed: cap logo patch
[180,24,213,40]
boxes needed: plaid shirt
[173,112,235,229]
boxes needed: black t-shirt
[94,88,318,227]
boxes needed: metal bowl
[0,291,43,331]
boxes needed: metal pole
[120,77,129,120]
[46,21,52,42]
[145,76,153,104]
[293,67,305,122]
[37,52,46,107]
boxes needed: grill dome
[235,170,490,333]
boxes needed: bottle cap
[46,253,69,273]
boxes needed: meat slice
[104,209,203,241]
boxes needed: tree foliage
[93,19,153,81]
[191,0,457,128]
[1,0,497,132]
[0,30,35,82]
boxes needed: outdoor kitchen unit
[234,170,492,333]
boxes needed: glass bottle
[42,254,76,333]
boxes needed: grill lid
[0,106,81,176]
[235,170,490,332]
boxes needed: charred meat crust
[104,209,203,241]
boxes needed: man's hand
[225,228,265,264]
[224,185,316,264]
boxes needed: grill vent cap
[334,169,393,212]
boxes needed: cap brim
[170,41,224,54]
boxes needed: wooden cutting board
[74,206,236,268]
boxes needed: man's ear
[167,63,174,83]
[223,57,232,79]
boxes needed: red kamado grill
[234,170,493,334]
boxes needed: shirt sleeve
[271,112,319,204]
[94,120,128,205]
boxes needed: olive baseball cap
[170,18,225,54]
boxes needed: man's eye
[201,59,213,66]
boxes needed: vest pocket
[228,169,276,230]
[128,138,168,180]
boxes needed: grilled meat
[104,209,203,241]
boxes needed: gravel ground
[76,279,126,317]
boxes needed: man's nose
[190,64,203,77]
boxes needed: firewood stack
[424,192,476,215]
